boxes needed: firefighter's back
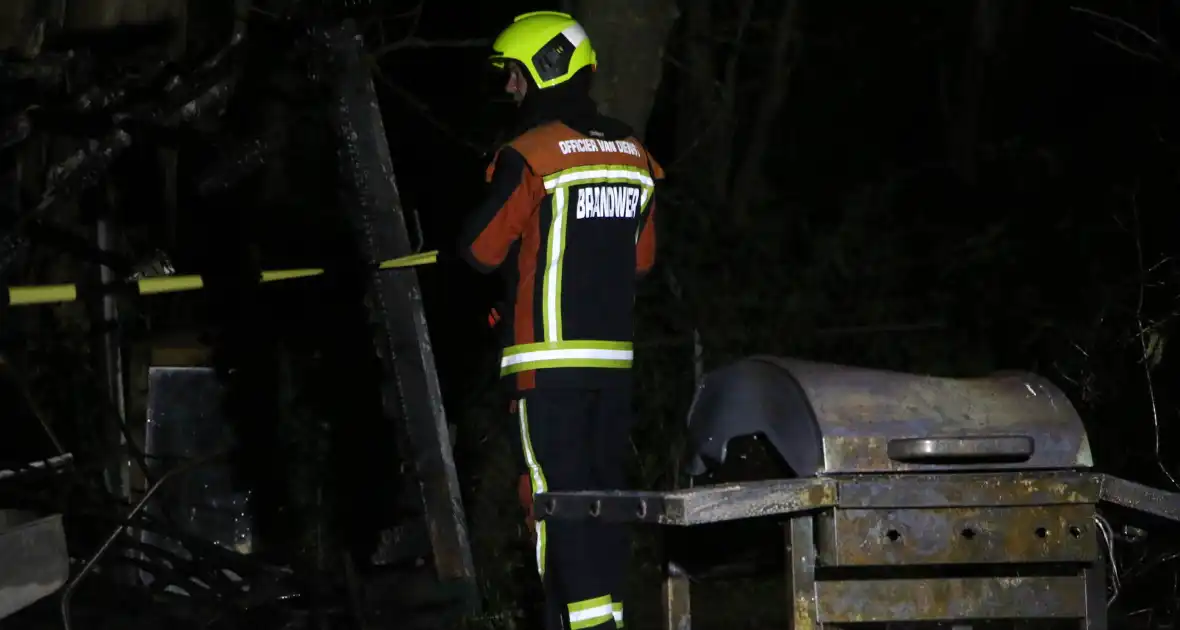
[504,119,659,390]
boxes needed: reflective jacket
[460,119,664,392]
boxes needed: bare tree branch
[367,60,488,156]
[666,0,755,186]
[1069,6,1170,65]
[661,54,729,176]
[1090,31,1163,63]
[1127,181,1179,490]
[373,37,491,58]
[1070,6,1162,47]
[711,0,757,199]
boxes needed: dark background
[5,0,1180,628]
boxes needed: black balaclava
[512,66,632,140]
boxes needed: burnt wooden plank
[318,19,476,607]
[538,478,836,526]
[1099,474,1180,523]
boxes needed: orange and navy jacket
[459,120,664,392]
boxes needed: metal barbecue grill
[536,357,1180,629]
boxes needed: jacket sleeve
[636,200,657,279]
[458,147,542,274]
[636,154,667,279]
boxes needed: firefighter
[458,11,664,630]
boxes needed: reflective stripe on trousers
[501,340,633,377]
[517,399,548,577]
[568,595,614,630]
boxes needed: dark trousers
[513,386,634,630]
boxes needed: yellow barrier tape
[9,284,78,306]
[7,250,438,307]
[137,275,205,295]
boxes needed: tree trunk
[573,0,680,141]
[944,0,1002,186]
[675,0,710,142]
[675,0,724,203]
[728,0,803,226]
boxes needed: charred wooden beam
[41,130,133,213]
[0,52,70,84]
[74,84,129,114]
[197,7,247,75]
[196,133,282,197]
[319,19,477,610]
[0,128,132,275]
[156,78,235,125]
[0,114,30,151]
[0,54,241,272]
[115,75,236,128]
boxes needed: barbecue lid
[685,357,1093,477]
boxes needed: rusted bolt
[960,528,976,540]
[1034,527,1047,539]
[885,529,901,542]
[588,500,601,517]
[1069,525,1083,538]
[635,500,648,518]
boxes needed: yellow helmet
[489,11,597,90]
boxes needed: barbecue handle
[886,435,1035,464]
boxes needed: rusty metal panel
[1083,560,1108,630]
[537,478,836,526]
[537,489,668,524]
[785,516,819,630]
[837,471,1102,509]
[781,358,1092,474]
[813,576,1088,623]
[660,559,690,630]
[687,357,1092,477]
[816,504,1098,567]
[0,511,68,620]
[145,366,254,554]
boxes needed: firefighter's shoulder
[506,121,569,156]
